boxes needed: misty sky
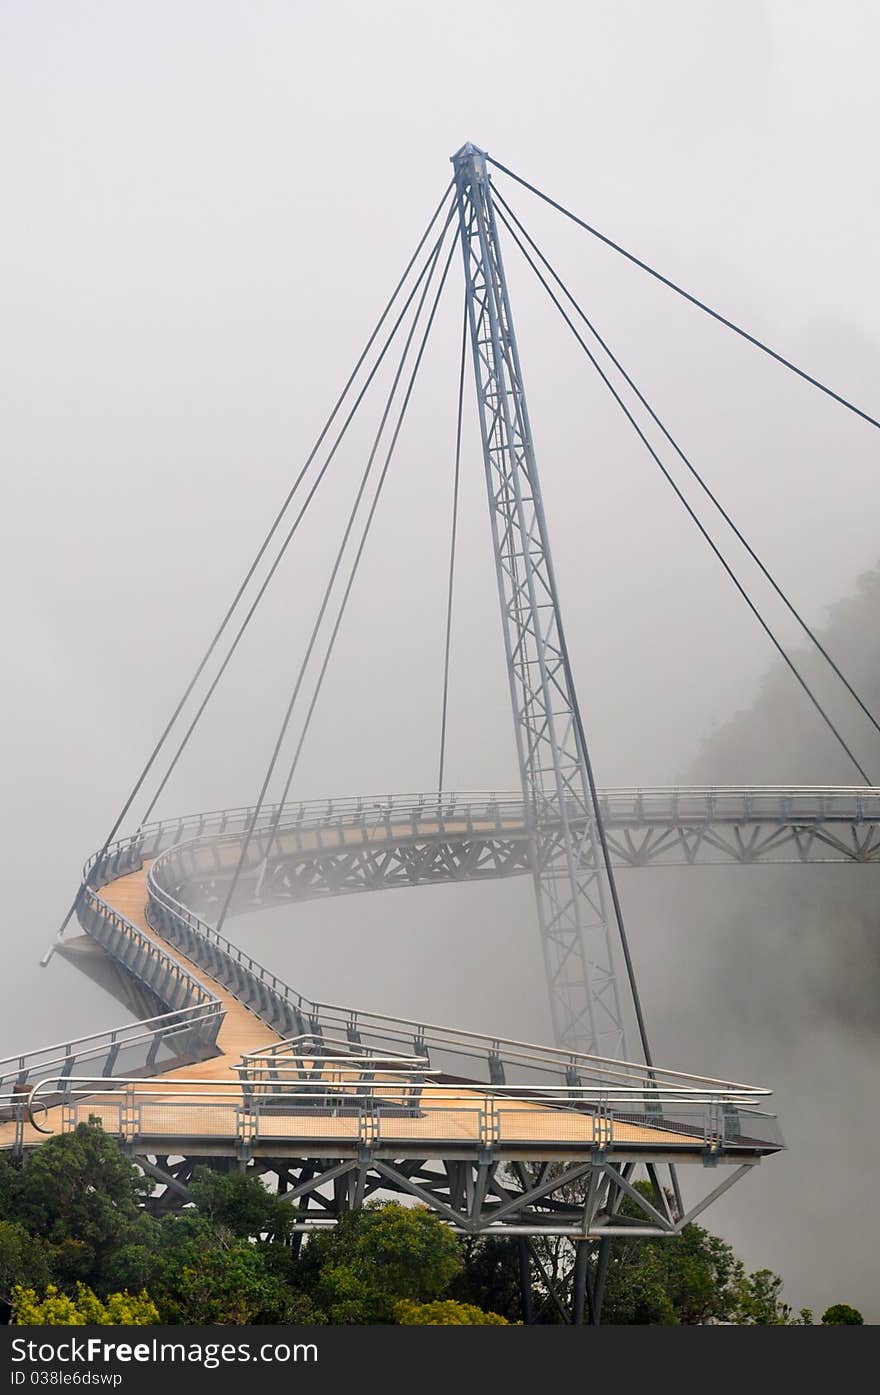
[2,1,879,1318]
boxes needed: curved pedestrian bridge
[0,788,812,1173]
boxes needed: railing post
[358,1104,379,1147]
[102,1034,120,1078]
[480,1097,499,1147]
[237,1102,256,1152]
[13,1105,24,1160]
[488,1049,506,1085]
[593,1099,611,1151]
[704,1102,722,1156]
[123,1087,136,1142]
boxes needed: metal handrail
[16,1076,780,1137]
[13,1076,783,1155]
[146,861,770,1099]
[0,1003,219,1077]
[13,784,846,1133]
[0,1003,222,1096]
[85,782,880,879]
[19,1075,772,1106]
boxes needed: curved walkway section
[3,784,851,1164]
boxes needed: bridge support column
[452,141,629,1058]
[571,1241,591,1326]
[590,1237,612,1326]
[518,1238,533,1324]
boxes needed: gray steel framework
[153,788,880,927]
[453,143,626,1059]
[127,1150,757,1324]
[45,1139,765,1325]
[10,785,872,1128]
[15,137,869,1319]
[4,802,788,1325]
[129,786,880,865]
[9,1039,779,1326]
[132,1153,762,1243]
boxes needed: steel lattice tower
[453,143,628,1058]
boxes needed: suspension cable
[138,203,457,827]
[494,187,880,749]
[495,202,874,785]
[438,299,468,795]
[488,156,880,433]
[268,243,459,843]
[48,181,454,949]
[213,218,457,936]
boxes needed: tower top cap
[451,141,488,166]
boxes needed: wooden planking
[0,862,699,1153]
[102,862,279,1073]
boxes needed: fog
[2,1,879,1318]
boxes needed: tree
[6,1124,149,1291]
[0,1222,53,1325]
[0,1156,21,1217]
[450,1236,523,1322]
[114,1211,302,1325]
[602,1245,679,1325]
[732,1267,793,1325]
[157,1247,300,1325]
[13,1284,158,1326]
[188,1167,293,1242]
[822,1303,863,1325]
[455,1181,834,1326]
[299,1203,464,1324]
[394,1298,509,1325]
[96,1213,163,1297]
[8,1131,862,1326]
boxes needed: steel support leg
[518,1238,533,1324]
[452,140,627,1057]
[590,1237,612,1325]
[571,1241,590,1326]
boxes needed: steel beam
[452,142,627,1057]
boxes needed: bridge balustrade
[15,784,860,1159]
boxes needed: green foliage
[111,1211,301,1325]
[732,1267,794,1325]
[394,1298,509,1325]
[0,1155,21,1217]
[13,1283,158,1326]
[455,1181,822,1326]
[4,1131,862,1326]
[821,1303,863,1325]
[341,1203,462,1300]
[188,1166,294,1241]
[157,1247,298,1325]
[0,1133,304,1325]
[0,1221,52,1300]
[603,1244,679,1325]
[3,1124,149,1291]
[602,1220,754,1325]
[450,1236,523,1321]
[596,1183,802,1326]
[96,1212,162,1295]
[300,1203,463,1324]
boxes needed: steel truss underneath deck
[3,798,789,1327]
[157,793,880,931]
[130,1145,761,1324]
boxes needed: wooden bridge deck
[1,865,712,1155]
